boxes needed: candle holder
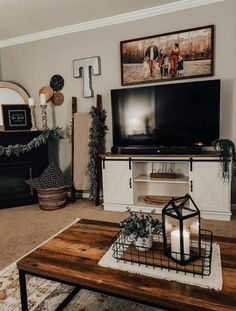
[29,105,38,131]
[162,194,201,265]
[40,104,49,131]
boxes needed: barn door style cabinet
[101,153,231,221]
[102,160,133,205]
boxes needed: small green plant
[120,209,162,240]
[212,138,236,182]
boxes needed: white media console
[101,153,231,221]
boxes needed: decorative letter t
[73,56,101,98]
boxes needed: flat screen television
[111,80,220,152]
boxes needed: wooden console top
[101,151,220,158]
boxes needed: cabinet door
[102,160,133,204]
[190,161,230,213]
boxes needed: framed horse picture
[120,25,214,86]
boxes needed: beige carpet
[0,200,235,270]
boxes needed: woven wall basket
[37,186,67,211]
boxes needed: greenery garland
[0,127,63,157]
[87,106,108,200]
[212,138,236,182]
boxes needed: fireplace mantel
[0,131,49,208]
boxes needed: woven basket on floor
[37,186,67,211]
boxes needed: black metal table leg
[55,287,80,311]
[19,269,28,311]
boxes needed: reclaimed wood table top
[17,219,236,311]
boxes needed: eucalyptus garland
[0,127,63,157]
[212,138,236,182]
[87,106,108,200]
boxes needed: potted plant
[120,209,162,251]
[212,139,236,182]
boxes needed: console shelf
[134,174,189,184]
[131,197,165,213]
[137,196,170,209]
[101,153,231,221]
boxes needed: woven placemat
[98,240,223,291]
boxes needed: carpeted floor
[0,200,235,270]
[0,200,125,270]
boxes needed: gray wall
[0,53,2,79]
[1,0,236,188]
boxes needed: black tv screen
[111,80,220,148]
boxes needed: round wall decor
[50,74,64,92]
[52,92,64,106]
[39,85,54,102]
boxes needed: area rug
[0,218,80,311]
[98,237,223,291]
[0,218,165,311]
[0,263,165,311]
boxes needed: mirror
[0,81,29,128]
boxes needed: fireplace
[0,163,33,206]
[0,131,49,208]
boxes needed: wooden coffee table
[17,219,236,311]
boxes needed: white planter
[126,234,135,243]
[134,235,153,251]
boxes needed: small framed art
[2,104,32,131]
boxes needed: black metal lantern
[162,194,201,265]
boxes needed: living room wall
[0,53,2,79]
[1,1,235,185]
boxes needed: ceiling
[0,0,181,41]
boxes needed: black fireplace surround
[0,131,49,208]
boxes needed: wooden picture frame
[2,104,32,131]
[120,25,214,86]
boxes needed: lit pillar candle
[40,93,46,106]
[171,229,190,261]
[28,97,35,106]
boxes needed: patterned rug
[0,263,165,311]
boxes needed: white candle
[171,229,190,261]
[28,97,35,106]
[40,93,46,106]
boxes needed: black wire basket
[112,229,213,277]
